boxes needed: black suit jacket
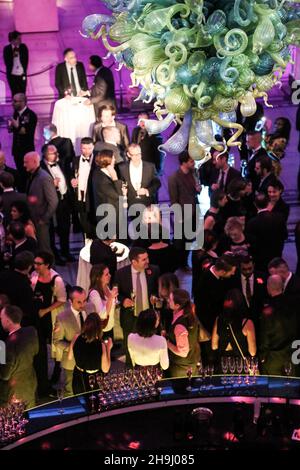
[131,127,163,171]
[246,210,287,271]
[71,155,95,206]
[12,237,37,258]
[114,264,160,329]
[246,147,269,186]
[49,136,75,177]
[233,271,267,325]
[118,161,161,207]
[55,62,88,98]
[1,190,27,220]
[0,270,36,325]
[91,167,123,225]
[0,165,21,192]
[211,166,241,192]
[10,107,37,159]
[271,197,290,223]
[256,173,278,194]
[40,159,73,194]
[3,43,28,77]
[90,66,116,116]
[284,273,300,311]
[0,326,38,408]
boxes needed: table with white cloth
[52,97,96,154]
[77,241,130,340]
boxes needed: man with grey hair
[8,93,37,190]
[260,274,299,376]
[24,151,58,254]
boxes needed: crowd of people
[0,32,300,410]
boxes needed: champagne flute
[131,290,136,315]
[112,284,120,307]
[207,363,214,389]
[57,388,64,415]
[221,356,228,385]
[284,361,292,387]
[236,357,243,385]
[186,366,193,392]
[135,182,141,199]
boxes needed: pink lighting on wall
[13,0,59,33]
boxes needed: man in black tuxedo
[3,31,28,96]
[85,55,116,117]
[41,144,74,263]
[118,143,161,208]
[132,112,164,175]
[210,150,240,193]
[43,123,75,177]
[0,251,35,326]
[114,247,160,365]
[268,257,300,311]
[233,255,267,329]
[8,93,37,191]
[0,171,27,221]
[71,137,95,239]
[0,150,20,191]
[246,193,287,272]
[245,131,269,187]
[0,305,39,409]
[55,48,88,98]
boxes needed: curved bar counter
[2,376,300,450]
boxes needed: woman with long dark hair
[166,289,200,377]
[128,309,169,370]
[88,263,118,339]
[10,200,36,240]
[71,313,112,395]
[211,288,256,371]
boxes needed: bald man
[24,152,58,253]
[8,93,37,190]
[259,274,299,376]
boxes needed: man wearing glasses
[118,143,161,209]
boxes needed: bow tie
[49,163,57,168]
[82,158,90,163]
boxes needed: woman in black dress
[204,189,227,236]
[72,313,112,395]
[158,272,179,334]
[192,229,218,299]
[217,216,254,258]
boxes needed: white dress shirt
[66,63,81,95]
[241,274,254,306]
[78,154,93,202]
[47,161,68,196]
[71,306,87,330]
[128,333,169,369]
[12,46,24,76]
[129,161,143,192]
[131,266,149,312]
[283,272,292,292]
[88,289,115,332]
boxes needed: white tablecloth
[52,97,95,154]
[76,241,130,293]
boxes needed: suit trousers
[78,201,96,239]
[50,195,71,255]
[63,368,74,396]
[36,221,53,255]
[13,150,28,192]
[7,74,27,96]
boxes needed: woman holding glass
[211,289,257,373]
[88,264,118,340]
[71,313,112,395]
[166,289,200,377]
